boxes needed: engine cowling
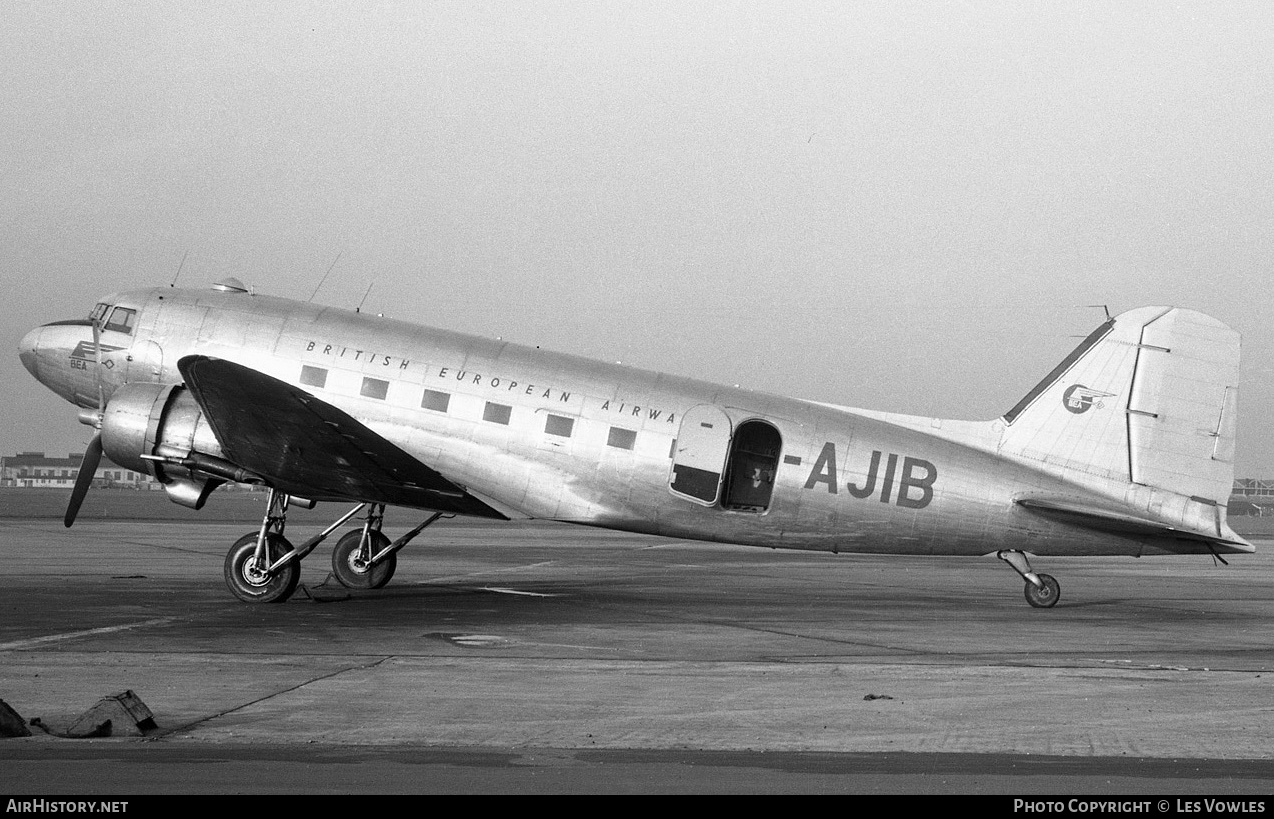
[99,383,256,508]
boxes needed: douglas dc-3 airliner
[18,278,1251,607]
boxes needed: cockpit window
[103,306,137,334]
[89,303,110,323]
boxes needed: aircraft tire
[331,530,396,590]
[224,533,301,603]
[1024,573,1060,608]
[373,555,397,589]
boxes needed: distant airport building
[1,451,157,490]
[1232,478,1274,497]
[1230,478,1274,517]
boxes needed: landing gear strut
[330,507,445,590]
[224,489,302,603]
[331,503,394,589]
[997,550,1061,608]
[222,490,449,603]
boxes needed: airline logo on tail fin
[1062,385,1116,414]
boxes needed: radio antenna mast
[309,251,343,302]
[169,250,189,288]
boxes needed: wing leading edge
[177,355,507,518]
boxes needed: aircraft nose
[18,325,44,379]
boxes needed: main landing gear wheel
[224,532,300,603]
[331,530,396,589]
[1024,573,1060,608]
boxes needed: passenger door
[669,404,732,506]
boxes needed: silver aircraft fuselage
[18,284,1249,561]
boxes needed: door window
[669,405,733,505]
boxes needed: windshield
[103,306,137,334]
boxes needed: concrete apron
[2,651,1268,758]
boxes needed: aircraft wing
[177,355,507,518]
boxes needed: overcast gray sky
[3,1,1271,475]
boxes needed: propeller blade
[65,433,103,528]
[92,315,105,409]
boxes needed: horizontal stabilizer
[1015,495,1254,554]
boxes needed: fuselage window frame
[421,389,450,413]
[299,365,328,389]
[360,377,390,400]
[483,402,512,425]
[607,427,637,450]
[545,414,575,437]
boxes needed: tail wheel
[331,530,397,589]
[1024,573,1060,608]
[224,533,300,603]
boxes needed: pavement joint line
[151,654,398,739]
[0,617,179,651]
[475,586,560,597]
[418,560,558,584]
[83,536,219,556]
[558,596,933,655]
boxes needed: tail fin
[999,306,1240,504]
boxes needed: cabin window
[104,307,137,334]
[361,377,389,400]
[300,366,328,388]
[421,389,450,413]
[484,402,512,425]
[607,427,637,450]
[544,414,574,437]
[89,303,110,323]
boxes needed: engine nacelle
[100,383,250,508]
[101,383,221,472]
